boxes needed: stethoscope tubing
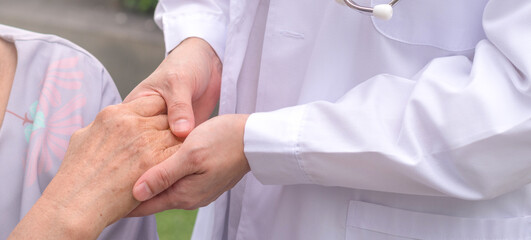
[343,0,400,13]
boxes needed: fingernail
[134,182,153,201]
[173,119,190,132]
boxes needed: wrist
[180,37,222,70]
[180,37,219,58]
[9,195,104,240]
[40,195,105,239]
[236,114,251,172]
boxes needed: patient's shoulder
[0,24,121,108]
[1,25,96,65]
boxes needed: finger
[162,83,195,138]
[132,151,191,202]
[142,114,170,131]
[141,144,182,175]
[127,187,177,217]
[128,174,203,216]
[159,143,181,163]
[151,132,181,159]
[126,95,167,117]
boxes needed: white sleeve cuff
[161,14,227,60]
[244,106,313,185]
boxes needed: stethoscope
[336,0,400,20]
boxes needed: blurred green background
[121,0,158,14]
[156,209,198,239]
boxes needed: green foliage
[121,0,158,14]
[156,209,198,240]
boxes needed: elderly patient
[0,24,179,239]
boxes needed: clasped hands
[10,38,249,240]
[127,106,250,217]
[95,37,250,222]
[124,37,251,216]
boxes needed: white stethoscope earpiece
[336,0,400,20]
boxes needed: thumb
[163,88,196,138]
[132,154,189,202]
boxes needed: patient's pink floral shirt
[0,24,158,239]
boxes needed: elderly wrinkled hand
[9,95,181,240]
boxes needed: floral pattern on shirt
[7,56,87,186]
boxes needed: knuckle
[97,104,120,120]
[97,105,138,130]
[96,105,130,128]
[167,101,192,114]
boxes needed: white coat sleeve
[154,0,229,59]
[244,0,531,200]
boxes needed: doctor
[126,0,531,239]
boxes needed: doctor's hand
[128,114,250,216]
[9,96,181,240]
[124,37,222,138]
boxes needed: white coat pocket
[370,0,489,51]
[346,201,531,240]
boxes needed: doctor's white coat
[155,0,531,239]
